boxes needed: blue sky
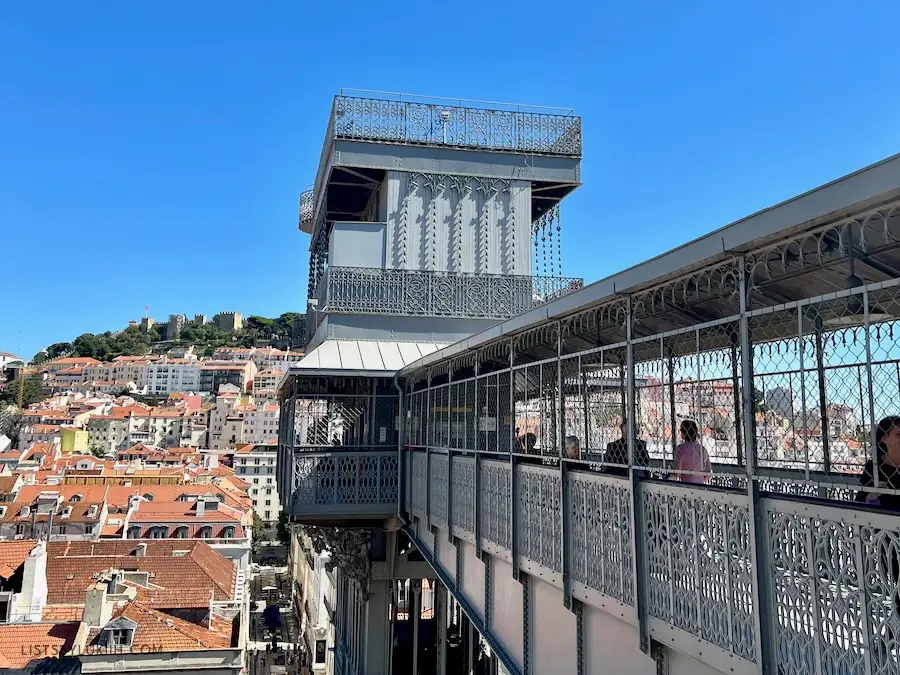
[2,1,899,360]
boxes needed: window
[198,526,212,539]
[264,511,271,520]
[107,628,132,648]
[314,639,326,665]
[265,500,271,506]
[252,499,258,506]
[57,525,67,535]
[127,526,141,539]
[266,488,272,495]
[174,526,189,538]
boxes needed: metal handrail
[315,266,584,320]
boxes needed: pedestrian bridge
[280,153,900,675]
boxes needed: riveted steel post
[484,550,492,635]
[625,295,650,653]
[575,600,585,675]
[474,357,483,558]
[509,341,520,580]
[396,381,407,519]
[557,321,573,609]
[426,374,432,530]
[522,572,531,675]
[739,257,776,674]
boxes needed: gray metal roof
[290,339,449,377]
[397,152,900,376]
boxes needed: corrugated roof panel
[357,342,385,371]
[337,341,364,370]
[377,342,405,371]
[293,340,449,374]
[397,343,424,365]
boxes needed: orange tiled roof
[0,623,79,667]
[48,357,101,366]
[0,540,37,578]
[46,540,235,608]
[27,424,61,434]
[0,476,18,495]
[129,501,242,523]
[15,484,108,504]
[86,602,231,652]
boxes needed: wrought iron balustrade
[406,446,900,675]
[314,267,583,320]
[290,450,398,518]
[331,94,582,157]
[309,93,582,224]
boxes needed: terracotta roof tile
[0,540,37,578]
[86,602,231,652]
[46,540,235,608]
[0,623,79,667]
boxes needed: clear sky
[2,1,899,361]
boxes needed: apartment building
[44,357,101,374]
[233,442,280,523]
[146,359,201,395]
[199,361,257,393]
[252,369,284,397]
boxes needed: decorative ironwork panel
[331,94,582,157]
[480,459,512,550]
[517,464,562,573]
[292,451,398,511]
[430,453,449,527]
[451,455,476,534]
[319,267,583,320]
[764,498,900,675]
[410,451,427,516]
[568,471,634,606]
[641,483,755,662]
[299,188,314,227]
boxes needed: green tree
[46,342,73,359]
[251,511,265,556]
[89,444,107,458]
[275,313,301,339]
[0,407,24,447]
[0,376,44,408]
[31,351,48,365]
[276,511,290,547]
[246,316,276,334]
[72,333,106,360]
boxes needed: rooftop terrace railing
[309,92,582,227]
[311,266,584,321]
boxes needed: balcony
[307,91,583,230]
[289,449,398,521]
[308,266,583,327]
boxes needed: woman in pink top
[673,420,711,484]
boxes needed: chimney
[82,578,113,627]
[196,499,205,517]
[14,541,47,622]
[134,542,147,557]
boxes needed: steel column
[557,322,572,609]
[738,257,776,674]
[625,296,650,653]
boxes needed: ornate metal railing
[299,188,314,229]
[315,266,584,319]
[405,447,900,675]
[290,450,398,517]
[331,94,582,157]
[308,93,582,231]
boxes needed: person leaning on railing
[855,415,900,664]
[856,416,900,508]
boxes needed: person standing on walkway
[672,420,711,484]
